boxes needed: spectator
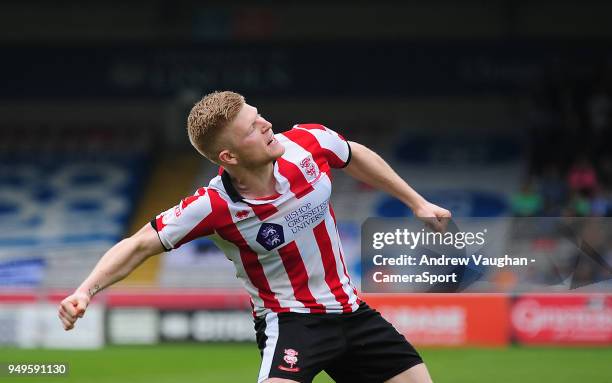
[567,156,599,197]
[564,192,591,217]
[511,179,543,216]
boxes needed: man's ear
[218,149,238,166]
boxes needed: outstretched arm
[343,141,451,228]
[58,223,164,330]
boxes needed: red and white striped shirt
[152,124,361,317]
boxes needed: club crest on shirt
[300,156,318,178]
[256,223,285,251]
[278,348,300,372]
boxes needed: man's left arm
[343,141,451,230]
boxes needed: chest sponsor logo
[284,200,329,234]
[256,223,285,251]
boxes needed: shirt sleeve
[150,188,215,251]
[293,124,352,168]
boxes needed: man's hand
[344,142,452,232]
[58,291,90,331]
[56,223,164,331]
[413,201,452,232]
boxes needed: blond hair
[187,91,245,161]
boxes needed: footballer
[59,91,450,383]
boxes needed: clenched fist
[58,291,90,331]
[413,201,452,232]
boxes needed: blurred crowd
[513,64,612,217]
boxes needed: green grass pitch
[1,344,611,382]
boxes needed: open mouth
[267,136,276,145]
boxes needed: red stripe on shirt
[208,189,288,313]
[171,189,214,248]
[277,157,314,199]
[337,236,361,305]
[329,205,361,303]
[181,195,200,210]
[254,192,281,200]
[278,241,327,313]
[313,220,352,313]
[283,129,330,174]
[155,215,166,231]
[174,206,216,248]
[297,123,326,131]
[285,128,346,170]
[249,203,279,221]
[249,299,257,319]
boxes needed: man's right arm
[58,223,164,330]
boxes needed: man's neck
[225,162,277,200]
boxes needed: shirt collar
[220,169,245,203]
[220,161,281,204]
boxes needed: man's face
[221,103,285,167]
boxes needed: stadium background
[0,1,611,382]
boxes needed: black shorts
[254,302,423,383]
